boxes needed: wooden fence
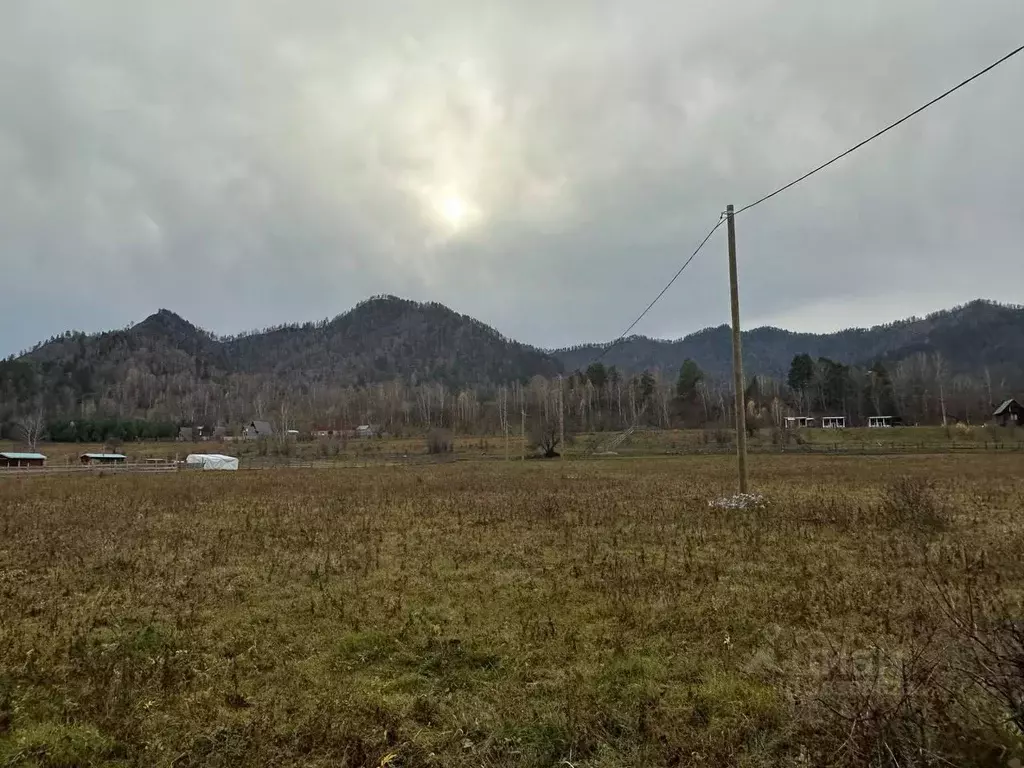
[3,442,1021,478]
[0,462,179,478]
[682,441,1024,456]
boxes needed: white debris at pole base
[709,493,769,510]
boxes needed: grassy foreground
[2,455,1024,766]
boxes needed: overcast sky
[2,1,1022,356]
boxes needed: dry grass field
[2,455,1024,767]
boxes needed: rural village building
[80,453,127,465]
[784,416,815,429]
[0,452,46,468]
[243,420,274,439]
[993,399,1023,427]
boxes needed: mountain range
[556,299,1024,381]
[2,296,1022,421]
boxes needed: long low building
[80,453,127,465]
[0,452,47,468]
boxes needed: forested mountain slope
[554,300,1024,382]
[2,297,1021,425]
[1,297,562,421]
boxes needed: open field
[3,422,1023,470]
[2,455,1024,766]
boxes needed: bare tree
[279,400,292,435]
[14,410,46,451]
[891,362,912,423]
[933,352,948,427]
[498,385,509,460]
[696,380,710,423]
[528,413,561,458]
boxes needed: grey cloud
[2,0,1022,355]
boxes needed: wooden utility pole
[558,374,565,460]
[726,204,749,493]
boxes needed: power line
[736,42,1024,216]
[590,216,725,365]
[586,42,1023,371]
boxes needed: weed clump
[879,477,951,532]
[0,722,119,768]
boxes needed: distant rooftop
[80,453,127,459]
[993,398,1020,415]
[0,452,46,460]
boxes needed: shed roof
[249,420,273,434]
[81,453,127,459]
[993,398,1021,416]
[0,452,47,460]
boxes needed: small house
[821,416,846,429]
[993,399,1023,427]
[243,420,274,440]
[80,453,127,465]
[784,416,815,429]
[868,416,893,428]
[178,426,194,442]
[0,452,46,468]
[355,424,378,439]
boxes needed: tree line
[2,350,1016,447]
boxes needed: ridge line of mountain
[6,296,1022,394]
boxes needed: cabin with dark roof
[80,453,127,465]
[243,420,274,439]
[993,399,1023,427]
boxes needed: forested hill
[2,297,1022,423]
[554,300,1024,383]
[1,296,562,420]
[221,296,560,384]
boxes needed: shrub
[807,640,975,766]
[955,422,975,440]
[879,477,950,532]
[938,575,1024,741]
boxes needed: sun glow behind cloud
[436,193,470,228]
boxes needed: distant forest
[2,296,1022,441]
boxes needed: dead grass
[2,455,1024,766]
